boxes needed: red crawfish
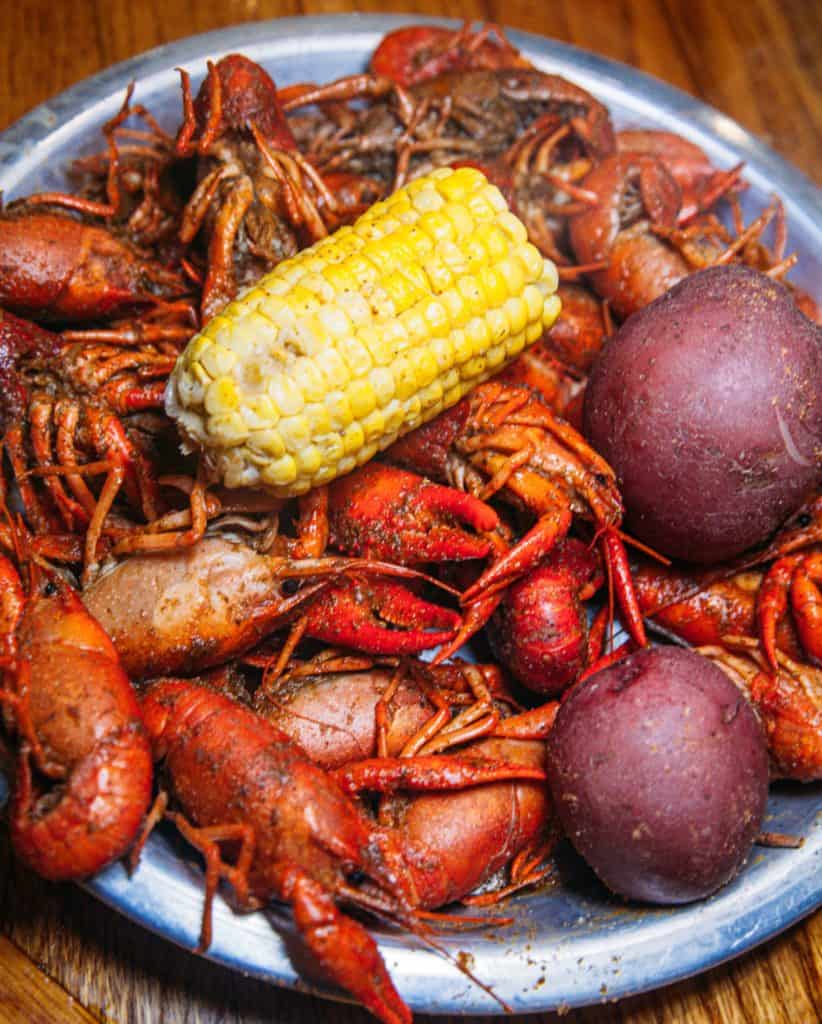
[0,309,178,572]
[0,206,188,324]
[369,21,533,87]
[0,545,152,880]
[569,151,796,319]
[175,54,377,319]
[81,535,466,679]
[254,652,559,907]
[387,379,648,654]
[139,677,548,1022]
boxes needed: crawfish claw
[302,576,461,655]
[328,462,498,565]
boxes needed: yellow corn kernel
[166,166,560,496]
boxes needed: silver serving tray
[1,14,820,1017]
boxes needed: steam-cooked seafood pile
[1,22,820,1023]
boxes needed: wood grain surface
[1,2,821,1023]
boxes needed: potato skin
[583,264,822,562]
[546,646,769,903]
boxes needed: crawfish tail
[10,723,153,880]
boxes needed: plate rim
[1,12,821,1017]
[1,13,820,210]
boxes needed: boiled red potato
[546,646,769,903]
[583,264,822,563]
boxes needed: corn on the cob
[166,166,561,496]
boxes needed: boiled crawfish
[254,652,558,906]
[286,67,614,195]
[568,149,800,319]
[175,54,378,320]
[0,538,152,880]
[0,84,190,329]
[0,206,189,325]
[370,22,533,88]
[81,534,465,678]
[0,309,180,572]
[140,677,548,1022]
[387,379,647,652]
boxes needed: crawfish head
[370,23,531,88]
[184,53,297,152]
[0,209,188,323]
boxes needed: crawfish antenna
[339,883,513,1013]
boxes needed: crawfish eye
[281,578,300,597]
[43,580,58,597]
[796,512,812,528]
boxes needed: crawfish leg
[601,527,648,647]
[54,400,98,519]
[179,165,236,244]
[792,554,822,666]
[86,405,162,521]
[432,531,510,664]
[201,176,255,322]
[0,551,25,645]
[275,863,412,1024]
[412,664,499,754]
[111,464,209,557]
[259,615,309,694]
[29,396,88,528]
[83,465,126,580]
[332,754,546,794]
[757,555,798,671]
[294,485,329,558]
[463,837,556,907]
[462,495,572,603]
[5,425,59,533]
[167,813,257,950]
[491,702,559,740]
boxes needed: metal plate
[1,14,820,1016]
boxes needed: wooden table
[1,2,820,1023]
